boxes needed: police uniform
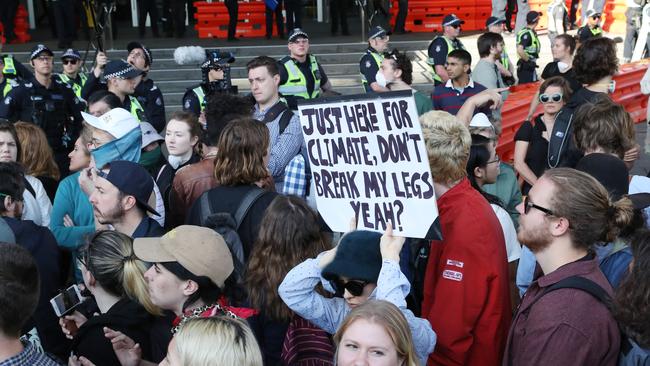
[279,29,329,110]
[182,51,236,117]
[0,45,83,175]
[516,12,541,84]
[56,49,88,99]
[577,24,603,42]
[427,15,466,86]
[1,55,32,80]
[360,26,390,93]
[102,60,147,123]
[128,42,166,132]
[0,77,19,98]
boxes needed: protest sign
[298,90,441,240]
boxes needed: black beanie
[322,230,383,283]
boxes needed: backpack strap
[278,109,294,135]
[233,187,266,230]
[527,275,612,311]
[22,177,36,198]
[198,191,213,227]
[547,109,573,168]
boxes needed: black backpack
[197,187,266,283]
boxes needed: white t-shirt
[491,203,522,262]
[22,175,52,227]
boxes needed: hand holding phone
[50,285,83,317]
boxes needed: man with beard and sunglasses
[88,160,163,239]
[504,168,627,365]
[279,228,437,365]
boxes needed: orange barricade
[0,4,30,44]
[389,0,492,33]
[194,1,279,39]
[496,60,650,163]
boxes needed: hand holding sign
[380,223,406,262]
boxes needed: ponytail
[122,257,162,316]
[604,197,634,242]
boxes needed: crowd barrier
[194,1,281,39]
[496,60,650,163]
[0,5,31,44]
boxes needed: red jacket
[422,178,511,366]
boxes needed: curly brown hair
[14,122,60,180]
[246,196,331,322]
[613,230,650,348]
[573,37,618,85]
[213,117,270,186]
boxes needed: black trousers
[330,0,348,33]
[285,0,302,32]
[51,0,76,46]
[266,0,284,38]
[225,0,238,39]
[505,0,516,31]
[138,0,159,36]
[0,0,19,41]
[569,0,579,26]
[394,0,408,32]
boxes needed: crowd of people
[0,3,649,366]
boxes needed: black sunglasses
[524,196,554,216]
[333,279,369,297]
[62,59,78,65]
[451,24,461,29]
[591,15,601,19]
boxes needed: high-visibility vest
[2,80,12,98]
[360,49,384,86]
[500,45,512,72]
[279,55,322,99]
[516,28,541,60]
[192,86,206,112]
[57,73,88,98]
[129,96,146,122]
[2,57,16,76]
[428,36,464,83]
[590,26,603,36]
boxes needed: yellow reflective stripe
[360,51,384,84]
[2,82,12,98]
[129,96,144,121]
[430,36,456,82]
[193,86,206,112]
[3,57,16,75]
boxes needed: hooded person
[278,228,437,364]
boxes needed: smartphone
[50,285,83,317]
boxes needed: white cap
[469,113,493,128]
[82,108,139,139]
[140,121,164,147]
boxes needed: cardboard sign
[298,91,441,239]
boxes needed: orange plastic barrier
[496,60,650,163]
[194,1,280,39]
[389,0,492,33]
[0,5,31,44]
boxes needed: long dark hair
[613,230,650,348]
[466,134,502,207]
[246,196,331,322]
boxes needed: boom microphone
[174,46,207,66]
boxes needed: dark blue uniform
[134,78,166,132]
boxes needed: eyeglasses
[62,59,78,65]
[332,279,369,297]
[539,93,563,103]
[34,56,53,62]
[523,196,554,216]
[487,154,500,164]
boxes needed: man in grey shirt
[472,32,509,130]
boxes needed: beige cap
[134,225,234,288]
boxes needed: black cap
[486,16,506,28]
[526,11,541,24]
[61,48,82,60]
[368,25,390,39]
[442,14,465,27]
[322,231,383,283]
[98,160,160,216]
[127,41,153,67]
[288,28,309,42]
[576,153,629,200]
[104,60,144,80]
[201,50,235,69]
[30,44,54,60]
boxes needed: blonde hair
[175,316,263,366]
[14,122,60,180]
[543,168,634,248]
[82,231,161,316]
[419,111,471,185]
[334,300,419,366]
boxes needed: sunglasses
[63,59,78,65]
[523,196,554,216]
[591,15,601,19]
[332,279,369,297]
[539,93,563,103]
[451,24,461,29]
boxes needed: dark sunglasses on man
[62,58,78,65]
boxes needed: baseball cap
[140,121,164,148]
[104,60,144,80]
[201,50,236,69]
[585,9,601,18]
[322,230,383,284]
[61,48,81,60]
[486,16,506,28]
[288,28,309,42]
[133,225,234,288]
[82,108,139,139]
[368,25,390,39]
[30,44,54,60]
[97,160,159,216]
[526,11,541,24]
[442,14,465,27]
[127,41,153,67]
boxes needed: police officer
[516,11,541,84]
[0,43,33,81]
[428,14,465,86]
[577,9,603,45]
[279,28,333,110]
[57,49,87,99]
[486,16,516,85]
[0,44,83,175]
[128,42,166,132]
[103,60,147,122]
[360,26,391,93]
[182,51,235,118]
[0,58,21,98]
